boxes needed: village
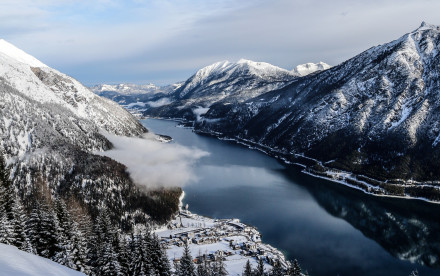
[156,206,290,275]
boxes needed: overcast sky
[1,0,439,85]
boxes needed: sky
[1,0,439,85]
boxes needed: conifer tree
[53,199,75,269]
[270,260,283,276]
[197,254,210,276]
[149,234,171,276]
[176,242,196,276]
[0,153,17,245]
[255,258,265,276]
[243,259,252,276]
[25,201,59,259]
[197,262,209,276]
[11,199,30,251]
[217,257,228,276]
[92,209,123,276]
[0,202,14,245]
[289,259,301,276]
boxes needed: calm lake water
[141,118,440,276]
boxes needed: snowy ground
[156,210,289,276]
[0,243,85,276]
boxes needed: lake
[141,118,440,276]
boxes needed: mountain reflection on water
[283,168,440,268]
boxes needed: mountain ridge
[190,22,440,200]
[0,39,181,226]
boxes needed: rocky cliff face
[193,23,440,200]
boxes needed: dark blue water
[141,118,440,276]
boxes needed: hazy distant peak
[292,62,331,76]
[416,21,438,31]
[0,39,47,68]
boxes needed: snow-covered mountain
[91,83,165,95]
[192,22,440,201]
[292,62,331,76]
[0,39,180,226]
[144,59,299,120]
[90,82,182,113]
[0,243,84,276]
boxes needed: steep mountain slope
[0,39,180,225]
[194,23,440,201]
[0,243,85,276]
[143,59,300,121]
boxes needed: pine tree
[255,258,265,276]
[216,257,228,276]
[290,259,301,276]
[0,202,14,245]
[197,254,210,276]
[0,153,17,246]
[11,199,31,251]
[126,233,139,275]
[197,262,209,276]
[243,259,252,276]
[270,260,283,276]
[70,221,91,274]
[176,242,196,276]
[53,199,75,269]
[127,232,151,276]
[25,201,59,259]
[147,233,171,276]
[115,234,129,275]
[92,209,123,276]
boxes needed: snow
[0,39,47,67]
[0,39,144,138]
[292,61,331,76]
[193,106,210,121]
[92,83,163,95]
[156,211,289,276]
[416,21,439,32]
[0,243,84,276]
[179,59,296,98]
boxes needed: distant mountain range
[91,60,330,119]
[95,22,440,202]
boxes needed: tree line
[0,152,307,275]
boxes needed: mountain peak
[415,21,438,32]
[292,62,331,76]
[0,39,47,68]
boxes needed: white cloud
[96,132,209,189]
[146,98,172,107]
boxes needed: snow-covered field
[0,244,85,276]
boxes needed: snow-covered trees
[176,242,196,276]
[289,259,302,276]
[256,258,265,276]
[243,260,252,276]
[25,201,59,259]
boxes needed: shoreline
[156,208,291,275]
[144,116,440,205]
[165,168,291,274]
